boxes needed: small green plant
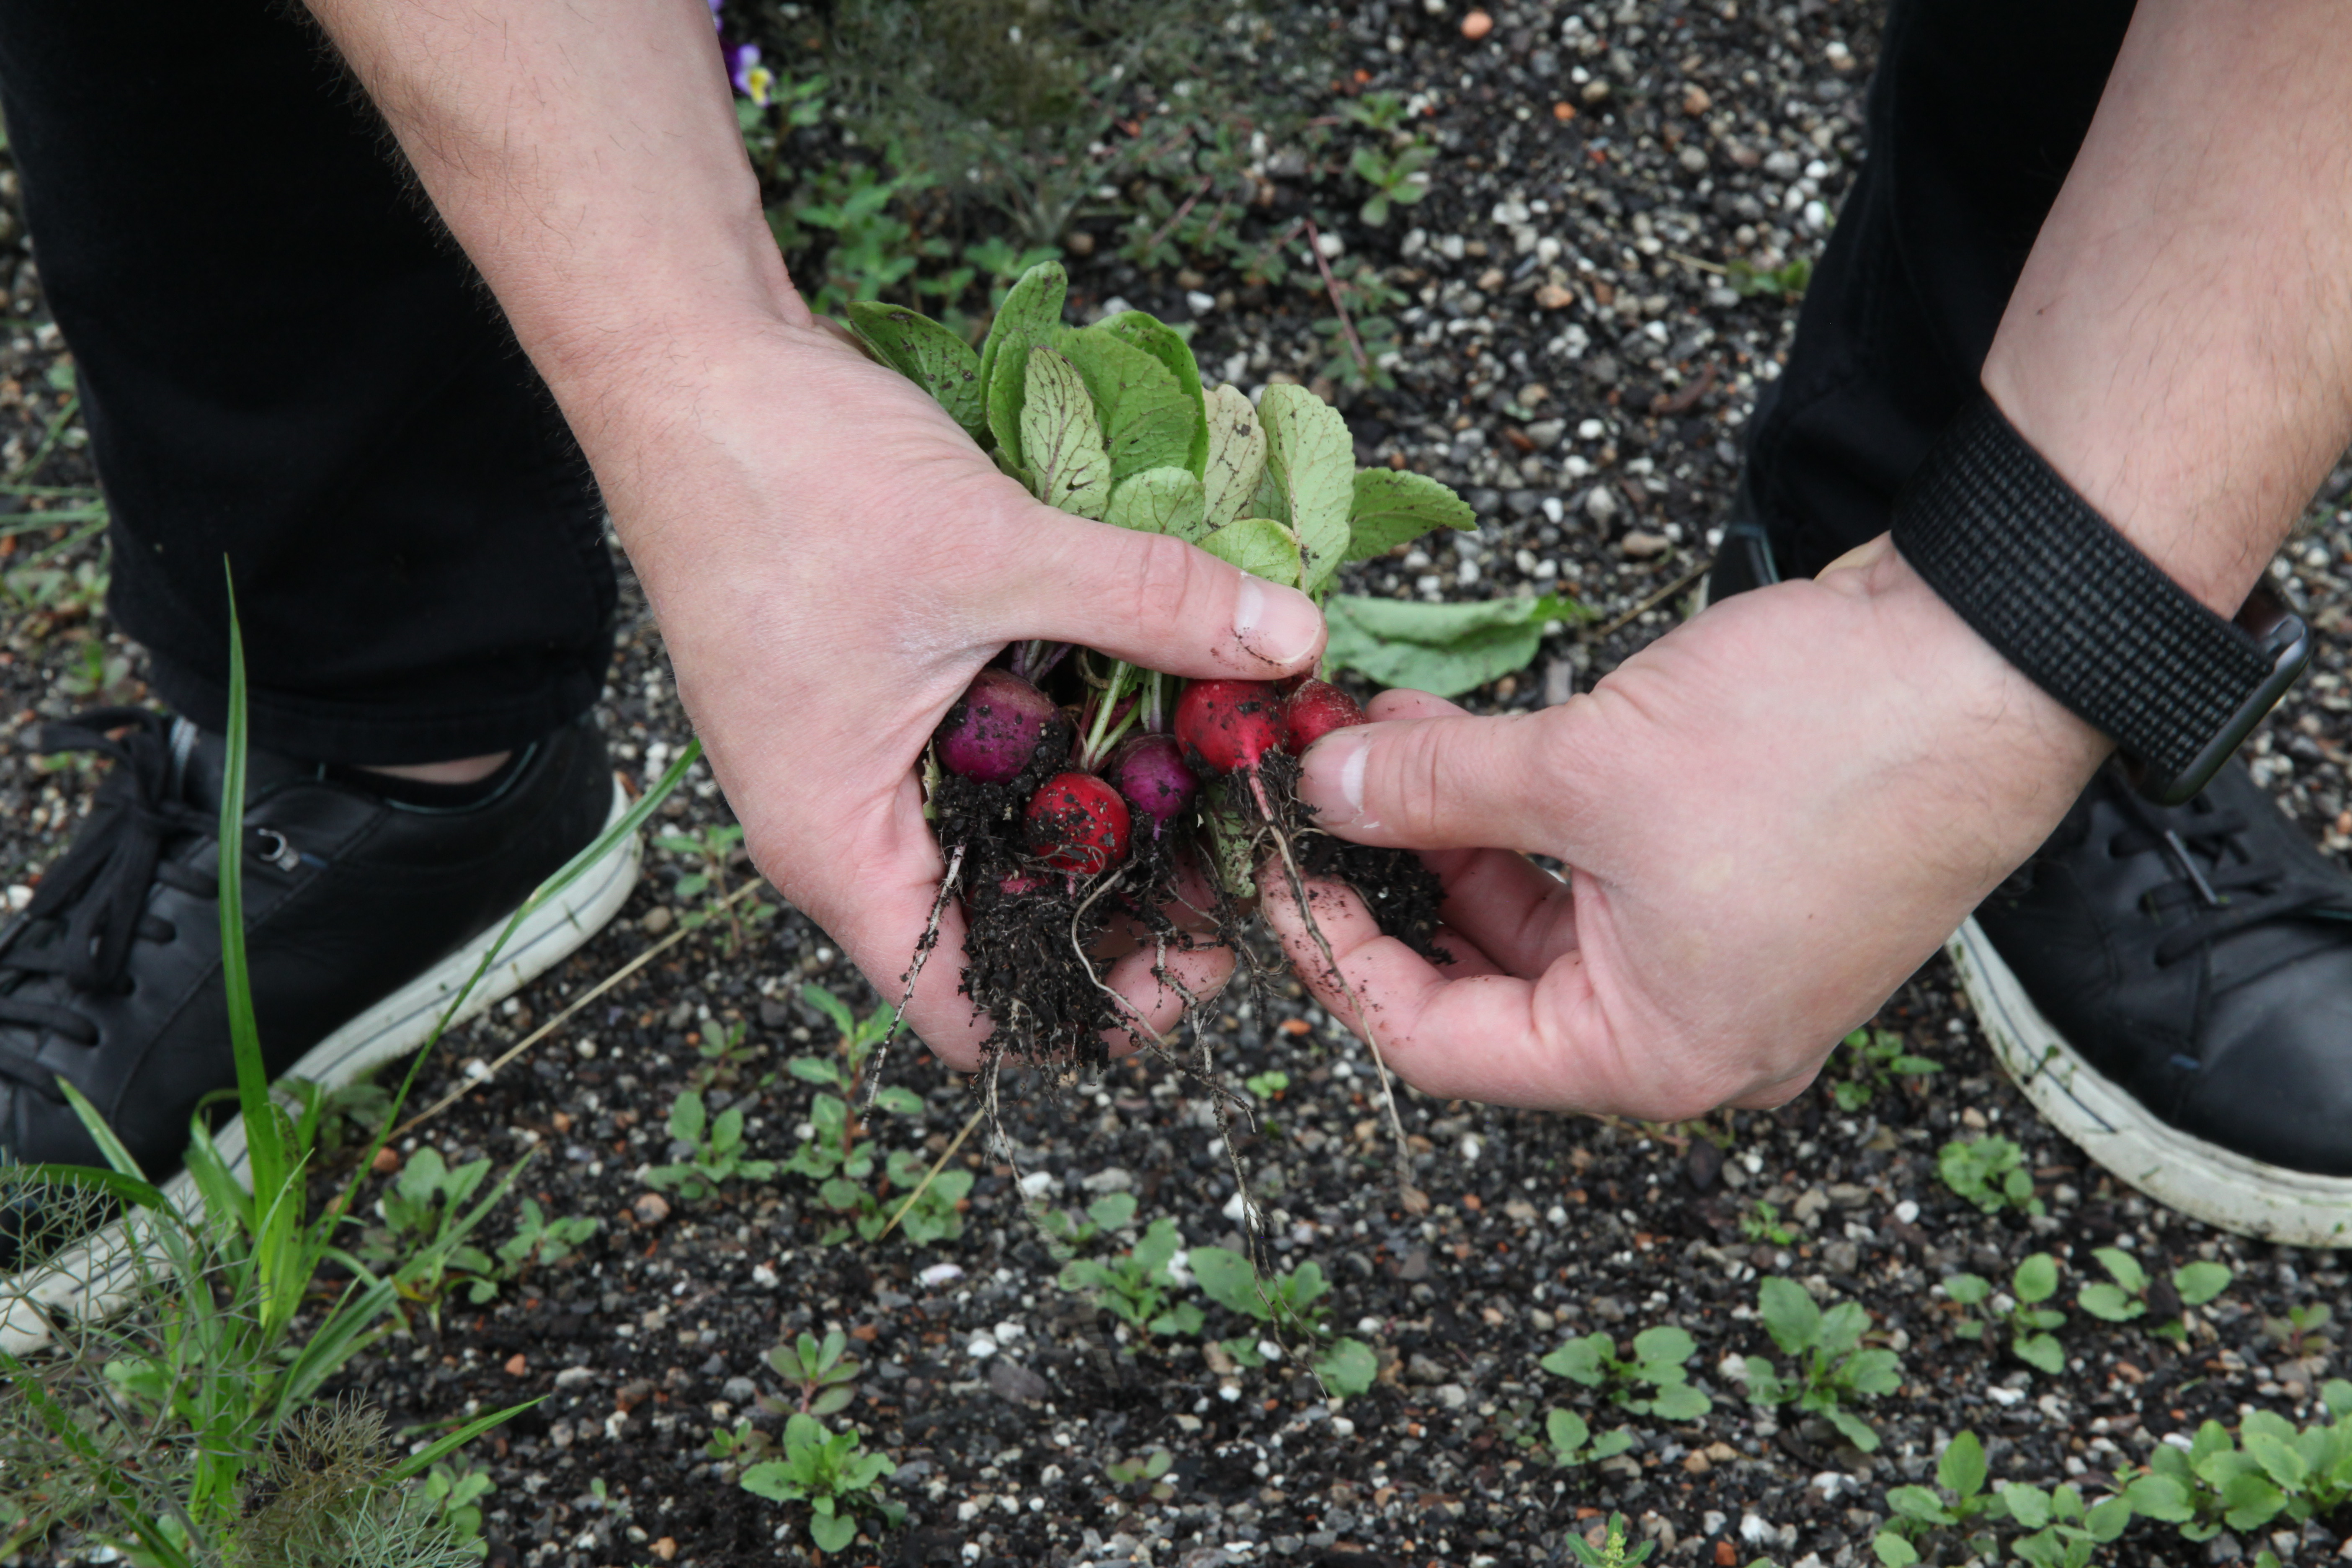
[768,1330,862,1416]
[1740,1199,1798,1246]
[1540,1326,1712,1421]
[356,1146,516,1313]
[1938,1135,2044,1217]
[2124,1382,2352,1542]
[1059,1215,1203,1339]
[1828,1026,1942,1113]
[1725,255,1813,300]
[1942,1253,2068,1374]
[2262,1302,2337,1361]
[737,1413,903,1553]
[815,1147,973,1246]
[1339,90,1414,134]
[1540,1408,1638,1470]
[1038,1190,1138,1251]
[1565,1510,1656,1567]
[643,1089,778,1201]
[1106,1448,1175,1499]
[1742,1277,1902,1452]
[1243,1070,1291,1101]
[1189,1246,1378,1395]
[1350,141,1435,227]
[421,1461,495,1557]
[2075,1248,2231,1340]
[687,1017,766,1091]
[1992,1480,2133,1568]
[1872,1431,2005,1567]
[494,1197,598,1278]
[654,821,775,954]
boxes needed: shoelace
[2105,783,2340,967]
[0,708,220,1051]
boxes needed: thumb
[1294,704,1573,853]
[1001,509,1326,681]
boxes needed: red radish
[938,668,1065,784]
[1105,734,1199,836]
[1283,680,1366,754]
[1173,679,1285,778]
[1024,772,1131,877]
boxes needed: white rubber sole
[0,776,643,1352]
[1948,915,2352,1248]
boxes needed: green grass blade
[217,567,285,1202]
[0,1349,198,1568]
[23,1163,167,1214]
[54,1077,150,1181]
[384,1397,545,1484]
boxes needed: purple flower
[722,41,772,106]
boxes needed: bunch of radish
[850,263,1472,1068]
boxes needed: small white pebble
[1893,1200,1919,1224]
[966,1334,998,1359]
[920,1263,965,1287]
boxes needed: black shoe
[1695,468,1785,611]
[0,709,637,1292]
[1955,761,2352,1245]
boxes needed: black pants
[0,0,614,766]
[0,0,2128,762]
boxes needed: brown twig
[1302,217,1372,382]
[1137,174,1214,261]
[1584,557,1715,642]
[874,1105,985,1243]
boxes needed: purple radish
[937,668,1067,784]
[1106,734,1199,837]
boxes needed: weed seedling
[644,1089,777,1201]
[2262,1302,2336,1362]
[356,1145,518,1315]
[1106,1449,1175,1499]
[737,1413,903,1553]
[1872,1430,2005,1567]
[1339,90,1415,133]
[1942,1253,2068,1374]
[1828,1026,1942,1113]
[1540,1326,1712,1421]
[1038,1191,1138,1251]
[1350,142,1435,226]
[495,1197,598,1279]
[769,1330,862,1416]
[1540,1408,1638,1470]
[2074,1248,2231,1341]
[1243,1070,1291,1101]
[816,1148,973,1246]
[1189,1246,1378,1394]
[1740,1199,1798,1247]
[1937,1135,2044,1217]
[1059,1215,1203,1339]
[2125,1382,2352,1541]
[422,1460,496,1555]
[1992,1480,2133,1568]
[688,1018,766,1091]
[1565,1510,1656,1567]
[654,821,775,954]
[1743,1277,1903,1452]
[1725,255,1813,300]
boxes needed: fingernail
[1296,728,1371,828]
[1232,575,1324,668]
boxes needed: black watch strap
[1890,397,2311,806]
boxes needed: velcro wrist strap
[1890,397,2306,804]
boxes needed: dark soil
[6,4,2352,1568]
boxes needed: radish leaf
[1324,593,1589,697]
[1202,385,1269,531]
[1104,467,1209,542]
[1196,518,1302,589]
[1259,384,1355,598]
[847,302,986,444]
[1022,347,1113,518]
[1096,311,1210,476]
[980,262,1068,467]
[1055,325,1196,482]
[1345,469,1476,561]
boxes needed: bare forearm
[300,0,803,403]
[1983,0,2352,614]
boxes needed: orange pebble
[1461,8,1494,40]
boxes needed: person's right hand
[1261,535,2110,1119]
[586,316,1325,1071]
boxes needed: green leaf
[1648,1381,1712,1422]
[1315,1338,1379,1396]
[1885,1486,1953,1526]
[872,1086,924,1116]
[1942,1273,1992,1307]
[1823,1404,1881,1454]
[1323,591,1578,698]
[1631,1325,1698,1372]
[1758,1277,1822,1356]
[2092,1247,2148,1295]
[2012,1333,2066,1375]
[2013,1253,2060,1304]
[1939,1431,1988,1499]
[2121,1473,2195,1522]
[1187,1246,1262,1318]
[2076,1283,2143,1323]
[847,302,986,441]
[1104,467,1210,542]
[1843,1347,1903,1397]
[1095,310,1210,475]
[1346,469,1476,561]
[669,1092,707,1143]
[1022,347,1113,518]
[1871,1532,1920,1568]
[2000,1484,2054,1530]
[977,261,1068,461]
[1540,1334,1611,1387]
[1055,323,1198,482]
[2244,1431,2311,1491]
[1202,384,1269,530]
[1196,518,1303,589]
[2084,1496,2133,1544]
[1257,384,1355,598]
[1545,1407,1591,1460]
[2218,1469,2288,1531]
[2173,1261,2233,1306]
[810,1509,858,1553]
[26,1162,168,1215]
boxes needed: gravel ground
[5,4,2352,1567]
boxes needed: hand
[590,318,1325,1070]
[1261,536,2109,1118]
